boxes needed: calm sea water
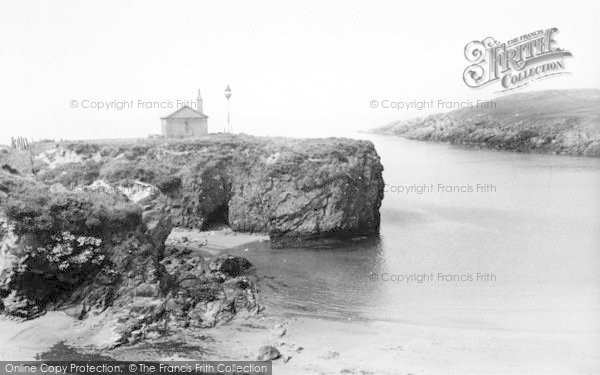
[231,134,600,335]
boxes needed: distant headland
[368,89,600,157]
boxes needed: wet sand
[166,226,269,256]
[2,227,599,374]
[106,311,600,374]
[0,311,119,360]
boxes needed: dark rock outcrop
[17,134,384,246]
[0,170,145,318]
[370,89,600,157]
[0,170,257,345]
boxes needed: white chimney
[196,89,203,114]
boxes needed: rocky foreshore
[369,89,600,156]
[0,167,259,345]
[0,134,384,347]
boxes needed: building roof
[161,106,208,119]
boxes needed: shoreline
[4,305,598,374]
[367,131,600,158]
[2,227,599,373]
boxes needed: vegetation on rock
[370,89,600,156]
[3,134,384,246]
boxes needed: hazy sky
[1,0,599,144]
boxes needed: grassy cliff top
[1,133,379,178]
[370,89,600,156]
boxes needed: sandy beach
[165,226,270,256]
[194,315,600,375]
[4,305,598,374]
[0,310,122,360]
[3,228,598,374]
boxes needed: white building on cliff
[161,89,208,137]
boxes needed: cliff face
[0,134,384,343]
[0,168,258,344]
[0,168,166,320]
[370,89,600,156]
[26,134,384,246]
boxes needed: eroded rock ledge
[18,134,384,246]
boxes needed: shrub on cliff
[2,181,141,238]
[65,143,101,156]
[37,160,101,187]
[99,160,157,184]
[98,159,180,192]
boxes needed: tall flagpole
[224,85,232,133]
